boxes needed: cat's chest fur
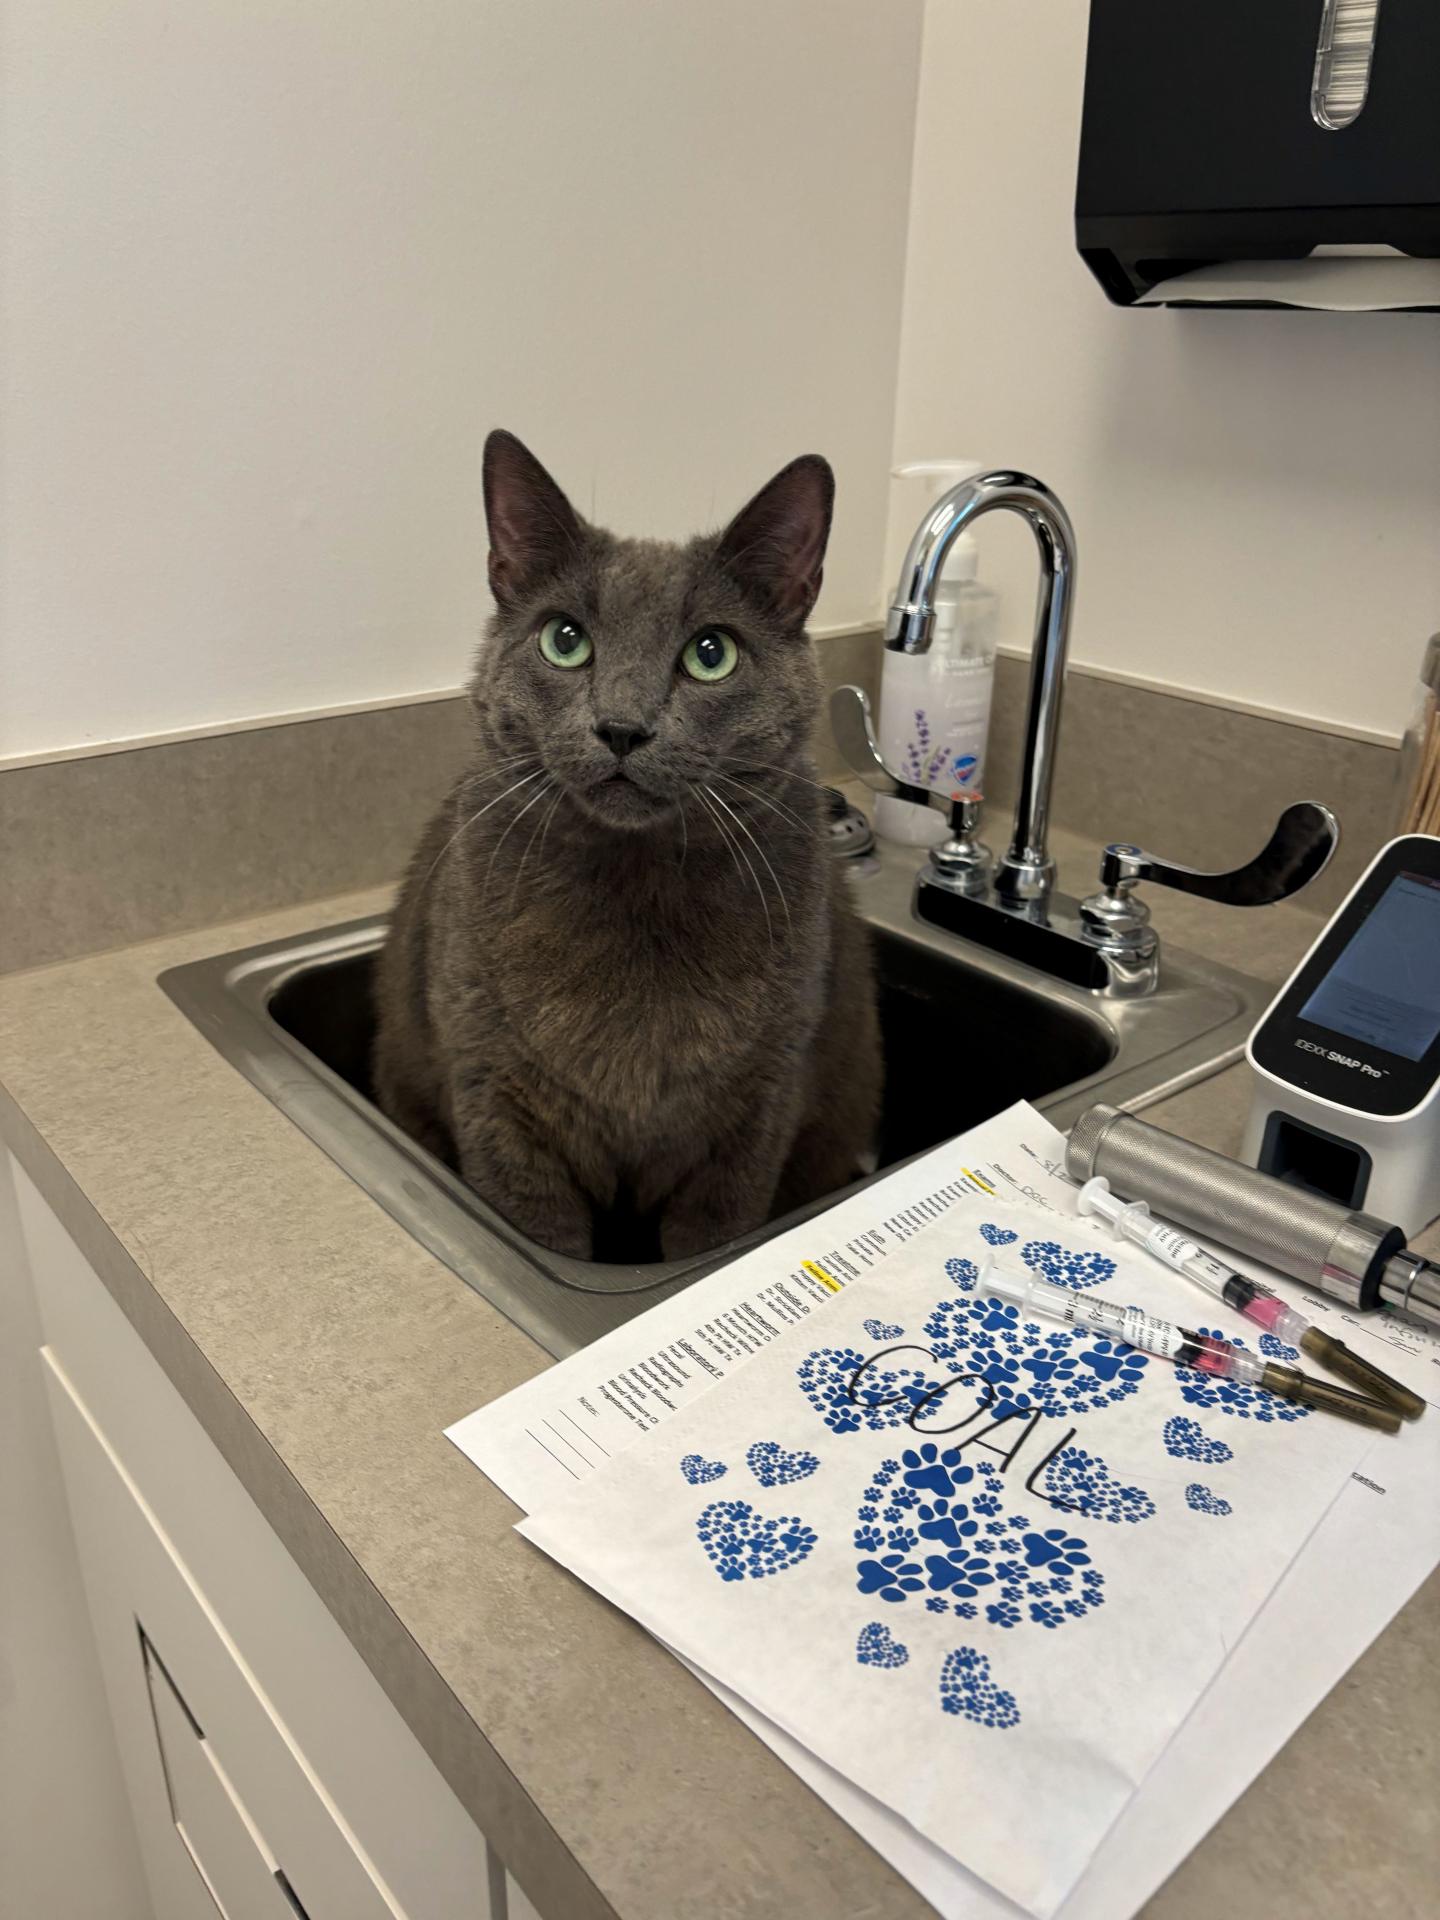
[448,836,825,1123]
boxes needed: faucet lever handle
[1098,802,1340,908]
[828,684,950,813]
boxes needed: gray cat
[373,430,881,1261]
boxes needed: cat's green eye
[538,616,593,669]
[681,628,739,683]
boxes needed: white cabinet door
[16,1156,498,1920]
[44,1347,406,1918]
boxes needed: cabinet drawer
[145,1634,304,1920]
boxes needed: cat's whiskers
[484,776,556,905]
[460,750,544,786]
[720,755,830,795]
[704,784,792,941]
[509,783,565,915]
[712,770,822,839]
[675,797,689,873]
[419,766,547,896]
[691,785,774,951]
[536,783,566,871]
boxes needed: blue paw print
[1258,1331,1300,1363]
[1176,1329,1311,1423]
[680,1454,727,1485]
[1186,1483,1233,1518]
[695,1500,817,1581]
[857,1552,926,1603]
[939,1646,1020,1729]
[747,1440,819,1488]
[856,1456,1102,1629]
[916,1496,983,1551]
[863,1317,906,1342]
[925,1290,1151,1422]
[901,1440,977,1500]
[1077,1338,1150,1388]
[1029,1599,1065,1629]
[1042,1446,1156,1525]
[1162,1415,1234,1464]
[924,1550,995,1598]
[947,1257,980,1293]
[1021,1239,1115,1291]
[979,1224,1019,1247]
[1022,1527,1091,1572]
[796,1345,932,1435]
[856,1622,909,1669]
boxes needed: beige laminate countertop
[0,829,1435,1920]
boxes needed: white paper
[520,1201,1369,1916]
[447,1105,1440,1920]
[1136,255,1440,311]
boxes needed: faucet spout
[886,469,1076,905]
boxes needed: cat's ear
[483,430,584,607]
[712,455,834,630]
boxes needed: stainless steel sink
[159,837,1272,1357]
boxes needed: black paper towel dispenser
[1076,1,1440,310]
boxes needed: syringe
[980,1257,1402,1433]
[1077,1177,1424,1423]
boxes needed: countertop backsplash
[1,633,1397,975]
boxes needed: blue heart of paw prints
[862,1317,906,1342]
[1186,1482,1233,1518]
[979,1224,1019,1247]
[1041,1446,1156,1525]
[680,1453,728,1486]
[796,1345,932,1436]
[853,1445,1104,1629]
[856,1621,910,1669]
[930,1274,1151,1422]
[747,1439,820,1488]
[1258,1331,1300,1363]
[1177,1328,1311,1423]
[1162,1416,1234,1465]
[695,1500,818,1582]
[939,1646,1021,1730]
[1020,1238,1116,1291]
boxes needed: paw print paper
[518,1195,1373,1920]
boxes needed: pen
[979,1256,1402,1434]
[1076,1177,1425,1422]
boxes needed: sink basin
[160,837,1272,1356]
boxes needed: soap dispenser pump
[875,461,1000,846]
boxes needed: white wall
[1,1,923,758]
[892,1,1440,740]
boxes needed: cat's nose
[594,718,654,760]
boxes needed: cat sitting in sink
[373,430,880,1261]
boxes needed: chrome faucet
[887,470,1076,906]
[831,467,1341,997]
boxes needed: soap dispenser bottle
[875,461,1000,846]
